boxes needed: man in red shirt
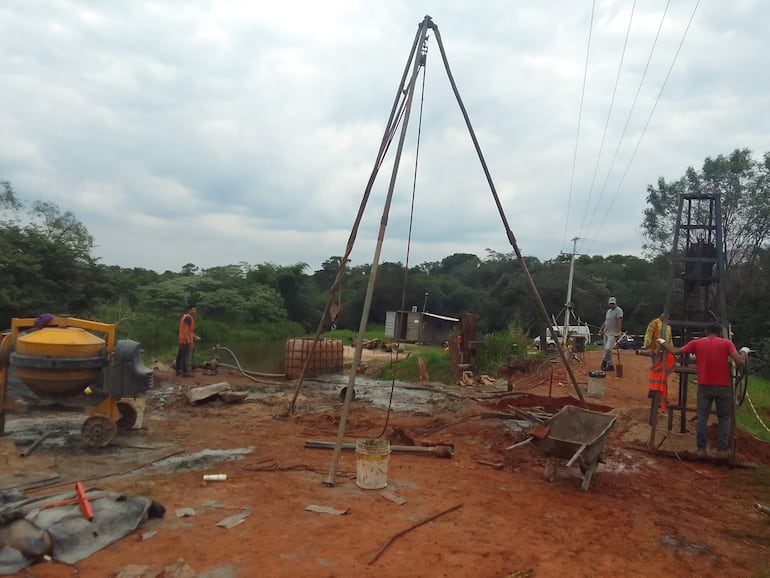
[658,324,748,459]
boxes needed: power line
[562,0,596,252]
[585,0,701,255]
[578,0,637,238]
[587,0,671,243]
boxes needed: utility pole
[562,237,580,347]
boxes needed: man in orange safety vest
[644,313,675,413]
[175,305,199,377]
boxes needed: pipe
[305,439,453,458]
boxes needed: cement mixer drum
[10,327,107,396]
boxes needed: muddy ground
[2,347,770,577]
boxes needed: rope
[745,392,770,435]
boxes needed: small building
[385,310,460,345]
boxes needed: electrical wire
[562,0,596,251]
[579,0,637,238]
[585,0,701,254]
[584,0,671,243]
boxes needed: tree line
[2,148,769,372]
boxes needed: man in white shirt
[598,297,623,371]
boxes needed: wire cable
[586,0,671,242]
[562,0,596,251]
[377,39,430,439]
[579,0,637,238]
[585,0,701,254]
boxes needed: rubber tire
[81,414,117,447]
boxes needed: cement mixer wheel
[82,414,117,447]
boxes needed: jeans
[696,385,732,451]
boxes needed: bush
[475,325,536,375]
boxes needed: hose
[211,345,285,381]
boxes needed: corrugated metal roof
[423,312,460,322]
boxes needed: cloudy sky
[1,0,768,274]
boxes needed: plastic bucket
[587,370,606,398]
[355,438,390,489]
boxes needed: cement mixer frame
[0,316,153,447]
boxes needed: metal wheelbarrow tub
[532,405,618,491]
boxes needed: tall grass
[476,325,538,375]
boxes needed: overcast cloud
[1,0,768,273]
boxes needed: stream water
[202,340,286,375]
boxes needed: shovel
[615,341,624,378]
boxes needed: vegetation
[737,377,770,442]
[2,147,770,376]
[475,325,538,375]
[379,347,453,385]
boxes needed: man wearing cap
[598,297,623,371]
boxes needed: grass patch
[379,347,452,384]
[320,325,385,343]
[737,376,770,442]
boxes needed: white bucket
[355,438,390,489]
[587,371,605,398]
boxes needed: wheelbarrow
[530,405,618,491]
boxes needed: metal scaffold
[656,192,740,462]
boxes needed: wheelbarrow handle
[566,443,589,468]
[505,437,533,451]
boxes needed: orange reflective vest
[647,352,676,412]
[178,313,195,344]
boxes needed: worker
[643,313,672,358]
[598,297,623,371]
[644,313,675,413]
[657,324,749,459]
[175,304,199,377]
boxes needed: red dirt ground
[3,348,770,577]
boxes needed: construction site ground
[2,347,770,577]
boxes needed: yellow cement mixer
[0,316,153,447]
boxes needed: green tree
[643,148,770,270]
[0,181,106,326]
